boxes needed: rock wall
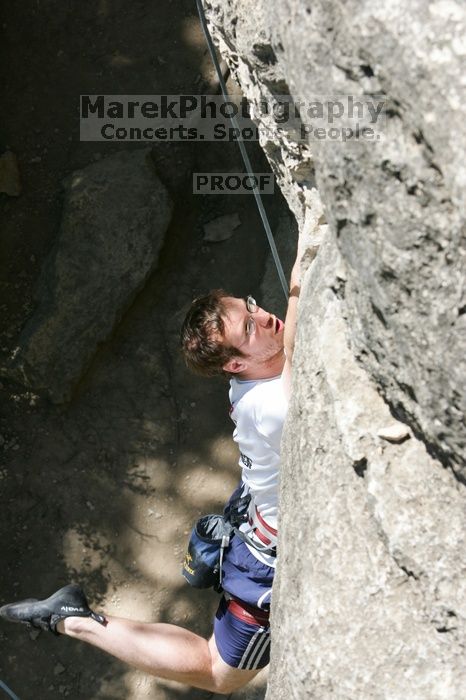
[203,1,466,697]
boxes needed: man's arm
[282,258,301,399]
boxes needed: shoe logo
[60,605,85,613]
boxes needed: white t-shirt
[229,374,288,565]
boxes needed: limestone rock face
[277,230,466,698]
[203,0,466,697]
[8,149,173,403]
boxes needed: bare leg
[59,615,260,694]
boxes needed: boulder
[7,149,172,402]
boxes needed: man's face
[221,296,285,377]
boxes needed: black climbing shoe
[0,584,106,635]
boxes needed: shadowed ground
[0,1,288,697]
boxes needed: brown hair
[180,289,245,377]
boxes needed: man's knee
[210,666,256,695]
[208,635,259,694]
[213,680,240,695]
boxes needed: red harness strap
[254,528,272,546]
[249,507,278,546]
[255,507,278,536]
[227,598,270,627]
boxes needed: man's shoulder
[231,376,287,421]
[231,375,284,402]
[255,377,288,422]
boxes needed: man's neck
[236,352,285,381]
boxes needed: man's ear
[222,357,247,374]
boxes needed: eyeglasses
[245,295,258,338]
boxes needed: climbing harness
[196,0,289,300]
[226,491,277,554]
[223,595,270,626]
[248,503,278,549]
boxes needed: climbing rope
[0,680,20,700]
[196,0,289,300]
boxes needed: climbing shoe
[0,584,106,635]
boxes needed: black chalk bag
[182,514,232,589]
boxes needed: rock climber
[0,242,302,694]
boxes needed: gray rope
[0,680,20,700]
[196,0,289,300]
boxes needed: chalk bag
[182,514,232,589]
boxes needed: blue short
[214,596,271,670]
[213,534,274,669]
[221,534,274,609]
